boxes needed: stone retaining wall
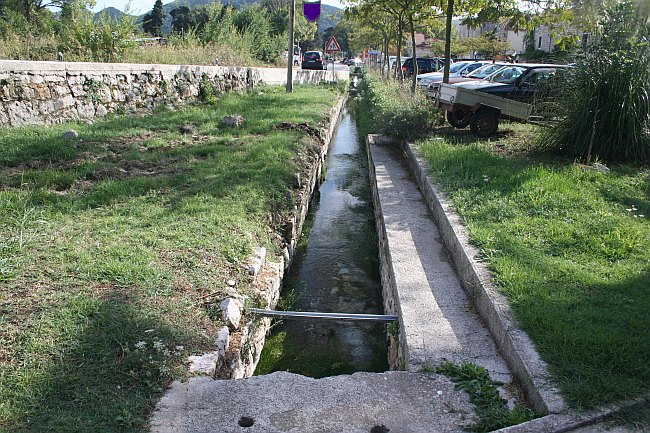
[0,60,349,127]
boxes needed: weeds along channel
[256,99,389,377]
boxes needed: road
[326,62,350,72]
[298,62,349,72]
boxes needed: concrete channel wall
[0,60,349,127]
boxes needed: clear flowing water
[256,101,387,377]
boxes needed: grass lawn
[416,123,649,409]
[0,84,341,432]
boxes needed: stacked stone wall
[0,60,347,127]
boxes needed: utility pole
[286,0,296,93]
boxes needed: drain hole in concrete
[370,425,390,433]
[238,416,255,427]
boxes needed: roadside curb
[398,139,566,415]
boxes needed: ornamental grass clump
[538,1,650,164]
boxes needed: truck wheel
[446,109,471,129]
[470,108,499,137]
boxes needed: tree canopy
[142,0,164,37]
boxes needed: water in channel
[256,100,388,377]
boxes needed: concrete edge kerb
[365,134,406,368]
[399,139,566,414]
[493,391,650,433]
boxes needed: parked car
[302,51,326,70]
[452,64,568,104]
[401,57,450,77]
[426,62,511,95]
[382,55,399,72]
[416,60,493,88]
[449,62,511,83]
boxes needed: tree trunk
[382,36,389,79]
[395,13,404,80]
[443,0,454,83]
[23,0,32,22]
[409,14,417,93]
[586,91,599,163]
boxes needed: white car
[416,60,493,88]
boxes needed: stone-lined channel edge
[191,95,348,380]
[0,60,349,127]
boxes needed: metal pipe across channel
[249,308,398,322]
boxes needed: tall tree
[346,4,397,77]
[170,6,191,35]
[142,0,164,36]
[260,0,317,47]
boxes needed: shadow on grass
[418,128,540,201]
[597,171,650,220]
[3,291,189,433]
[514,265,650,408]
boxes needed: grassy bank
[357,76,650,409]
[0,84,341,432]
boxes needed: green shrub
[198,76,218,104]
[60,5,137,62]
[0,31,60,61]
[537,1,650,164]
[357,73,439,139]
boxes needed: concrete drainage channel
[252,99,391,378]
[148,93,606,433]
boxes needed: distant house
[409,33,443,57]
[457,21,589,57]
[406,33,426,56]
[532,26,590,52]
[457,22,525,57]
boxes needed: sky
[92,0,346,14]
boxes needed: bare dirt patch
[273,122,324,145]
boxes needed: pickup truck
[434,83,532,137]
[433,63,568,136]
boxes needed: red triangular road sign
[325,36,341,53]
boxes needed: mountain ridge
[94,0,343,36]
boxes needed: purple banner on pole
[303,0,321,22]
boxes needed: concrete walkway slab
[368,139,514,388]
[150,371,475,433]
